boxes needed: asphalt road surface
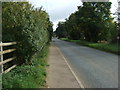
[52,38,118,88]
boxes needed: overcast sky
[28,0,118,31]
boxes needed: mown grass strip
[60,38,119,55]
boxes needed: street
[52,38,118,88]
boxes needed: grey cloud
[48,3,81,22]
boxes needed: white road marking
[55,45,85,89]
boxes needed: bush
[3,66,46,88]
[2,2,53,65]
[2,45,49,88]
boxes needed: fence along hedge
[2,2,53,64]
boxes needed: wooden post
[0,2,2,90]
[0,42,3,73]
[0,42,2,90]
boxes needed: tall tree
[55,22,68,38]
[76,2,112,42]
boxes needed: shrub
[2,2,53,65]
[2,45,49,88]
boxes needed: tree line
[55,2,119,43]
[2,2,53,66]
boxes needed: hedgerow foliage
[2,2,53,64]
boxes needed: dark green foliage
[55,22,68,39]
[2,2,52,88]
[47,21,53,41]
[56,2,118,43]
[2,2,53,64]
[76,2,115,42]
[2,45,49,88]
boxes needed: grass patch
[60,38,119,55]
[60,38,69,41]
[2,45,49,88]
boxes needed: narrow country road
[52,38,118,88]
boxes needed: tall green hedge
[2,2,53,64]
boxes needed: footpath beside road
[46,42,80,88]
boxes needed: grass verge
[2,45,49,88]
[60,38,119,55]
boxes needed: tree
[76,2,113,42]
[55,22,68,38]
[55,2,117,43]
[47,20,53,41]
[2,2,53,64]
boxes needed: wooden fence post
[0,42,3,73]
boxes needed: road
[52,38,118,88]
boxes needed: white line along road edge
[55,45,85,89]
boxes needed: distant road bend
[52,38,118,88]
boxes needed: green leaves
[2,2,53,64]
[56,2,117,43]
